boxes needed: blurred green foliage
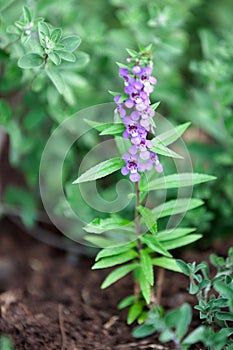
[0,0,232,242]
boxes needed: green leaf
[73,157,125,184]
[74,51,89,69]
[85,235,116,247]
[99,123,125,136]
[0,100,11,124]
[92,250,138,269]
[175,304,192,341]
[96,242,136,260]
[151,101,160,110]
[38,21,50,36]
[101,262,138,289]
[18,53,44,69]
[157,228,196,241]
[108,90,122,97]
[58,51,76,62]
[127,302,143,325]
[0,335,14,350]
[139,206,157,235]
[152,257,182,272]
[118,295,135,309]
[6,24,20,35]
[141,173,217,192]
[182,326,205,346]
[139,268,151,304]
[48,52,61,65]
[176,260,190,275]
[140,234,172,257]
[83,216,134,234]
[85,120,125,136]
[23,6,32,22]
[15,20,24,30]
[151,198,204,219]
[116,62,130,69]
[214,282,233,299]
[51,28,62,42]
[189,280,199,294]
[60,35,81,51]
[151,140,183,159]
[161,234,202,250]
[216,312,233,322]
[157,122,191,146]
[84,119,109,131]
[126,48,138,57]
[140,250,154,285]
[132,324,156,338]
[46,68,65,94]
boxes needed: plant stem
[135,182,141,251]
[134,182,141,300]
[155,267,165,305]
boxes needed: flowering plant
[73,45,216,324]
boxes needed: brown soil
[0,217,232,350]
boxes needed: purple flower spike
[114,49,162,182]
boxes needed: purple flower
[121,153,141,182]
[113,51,163,182]
[132,66,142,75]
[119,67,129,77]
[150,151,163,173]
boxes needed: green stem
[134,182,141,300]
[135,182,141,251]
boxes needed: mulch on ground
[0,217,232,350]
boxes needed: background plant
[133,248,233,349]
[0,2,89,228]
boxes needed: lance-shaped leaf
[100,123,125,136]
[118,295,135,310]
[140,250,154,286]
[152,257,182,272]
[127,302,144,325]
[84,119,110,131]
[151,198,204,219]
[73,157,125,184]
[139,267,151,304]
[151,140,183,159]
[151,101,160,110]
[157,122,191,146]
[83,215,134,234]
[160,234,202,250]
[141,173,216,192]
[85,235,116,248]
[157,227,196,241]
[138,206,157,235]
[95,242,136,261]
[92,250,138,269]
[101,262,138,289]
[140,234,172,257]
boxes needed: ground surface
[0,217,232,350]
